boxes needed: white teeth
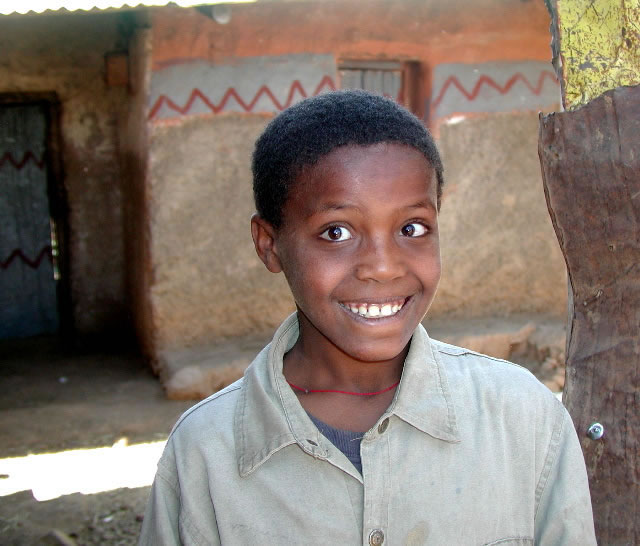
[343,300,406,319]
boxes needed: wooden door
[0,103,58,338]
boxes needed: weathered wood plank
[538,84,640,544]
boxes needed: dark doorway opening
[0,93,70,339]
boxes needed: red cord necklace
[287,380,400,396]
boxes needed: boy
[140,90,595,545]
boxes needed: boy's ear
[250,213,283,273]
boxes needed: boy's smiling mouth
[339,297,408,319]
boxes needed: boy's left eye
[401,223,427,237]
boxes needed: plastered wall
[434,112,566,318]
[119,25,155,358]
[0,12,129,336]
[145,0,567,358]
[149,115,295,349]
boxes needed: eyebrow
[306,199,436,218]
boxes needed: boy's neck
[280,311,412,432]
[282,312,408,396]
[282,334,405,432]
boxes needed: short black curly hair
[252,89,444,228]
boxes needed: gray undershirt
[307,413,363,474]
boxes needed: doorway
[0,96,68,338]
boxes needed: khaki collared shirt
[140,314,595,545]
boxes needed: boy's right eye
[320,226,353,241]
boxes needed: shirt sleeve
[534,404,597,545]
[138,470,182,546]
[138,440,221,546]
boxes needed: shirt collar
[389,320,460,443]
[235,313,460,477]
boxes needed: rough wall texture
[433,112,567,318]
[150,0,555,126]
[119,26,155,357]
[149,115,294,348]
[151,0,552,81]
[0,13,128,335]
[149,53,337,120]
[430,60,560,122]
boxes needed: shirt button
[369,529,385,545]
[377,418,389,434]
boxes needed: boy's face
[252,143,441,363]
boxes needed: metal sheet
[0,0,254,16]
[0,104,58,338]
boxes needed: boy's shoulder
[167,340,274,437]
[168,377,245,442]
[426,336,567,456]
[428,336,561,407]
[432,336,541,376]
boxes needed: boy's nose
[354,236,406,283]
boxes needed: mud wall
[434,112,566,318]
[118,25,155,357]
[0,13,129,335]
[149,115,295,349]
[145,0,566,355]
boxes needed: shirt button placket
[362,418,391,546]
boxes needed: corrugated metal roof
[0,0,254,16]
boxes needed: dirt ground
[0,319,564,545]
[0,336,193,545]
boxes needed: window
[338,60,422,117]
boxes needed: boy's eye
[320,226,352,241]
[401,223,427,237]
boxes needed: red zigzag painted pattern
[431,70,559,110]
[1,246,52,270]
[149,76,336,120]
[0,151,45,170]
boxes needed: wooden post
[539,1,640,542]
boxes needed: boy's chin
[296,308,417,364]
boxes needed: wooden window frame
[338,60,423,119]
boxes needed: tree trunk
[538,84,640,544]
